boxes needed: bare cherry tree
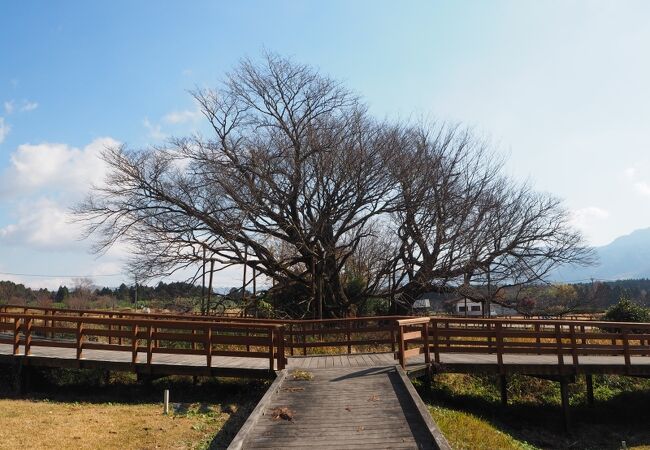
[76,54,594,317]
[77,54,399,317]
[388,124,594,313]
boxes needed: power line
[0,271,123,279]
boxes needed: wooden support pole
[500,374,508,406]
[25,317,33,356]
[559,376,571,432]
[13,317,21,356]
[586,373,594,406]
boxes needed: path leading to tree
[228,366,449,450]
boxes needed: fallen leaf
[269,406,294,421]
[282,387,305,393]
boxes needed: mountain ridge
[553,227,650,282]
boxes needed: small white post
[163,389,170,415]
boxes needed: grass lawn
[0,367,268,449]
[420,373,650,450]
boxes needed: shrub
[602,297,650,323]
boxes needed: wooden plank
[228,370,288,450]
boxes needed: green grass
[418,373,650,450]
[429,405,537,450]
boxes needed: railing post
[147,325,154,365]
[535,323,541,355]
[445,322,450,348]
[555,324,564,371]
[269,327,275,371]
[76,320,84,360]
[205,326,213,369]
[277,326,286,370]
[397,322,405,369]
[131,324,139,364]
[569,324,579,369]
[289,323,294,356]
[25,317,33,356]
[487,322,493,354]
[346,320,352,354]
[118,315,123,346]
[431,319,440,363]
[622,328,631,372]
[422,321,431,367]
[495,322,503,373]
[13,317,21,355]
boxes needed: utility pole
[242,246,248,316]
[207,259,214,314]
[201,246,206,314]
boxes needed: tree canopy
[75,53,594,317]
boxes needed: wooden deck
[0,339,276,378]
[5,337,650,378]
[228,367,450,450]
[5,305,650,437]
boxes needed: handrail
[0,311,286,371]
[3,304,650,373]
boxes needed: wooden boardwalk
[0,341,274,377]
[228,367,449,450]
[5,305,650,437]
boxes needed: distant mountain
[553,227,650,282]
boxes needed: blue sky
[1,1,650,289]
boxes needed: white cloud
[0,198,84,251]
[0,117,10,144]
[0,137,128,257]
[20,101,38,112]
[163,109,202,125]
[635,181,650,197]
[624,165,650,197]
[0,137,118,197]
[570,206,610,230]
[4,101,14,114]
[143,117,166,140]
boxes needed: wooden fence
[3,304,650,374]
[0,311,286,371]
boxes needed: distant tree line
[0,279,205,308]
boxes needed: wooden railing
[0,311,286,371]
[423,317,650,373]
[0,304,408,357]
[3,305,650,374]
[395,317,431,369]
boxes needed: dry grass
[0,399,231,450]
